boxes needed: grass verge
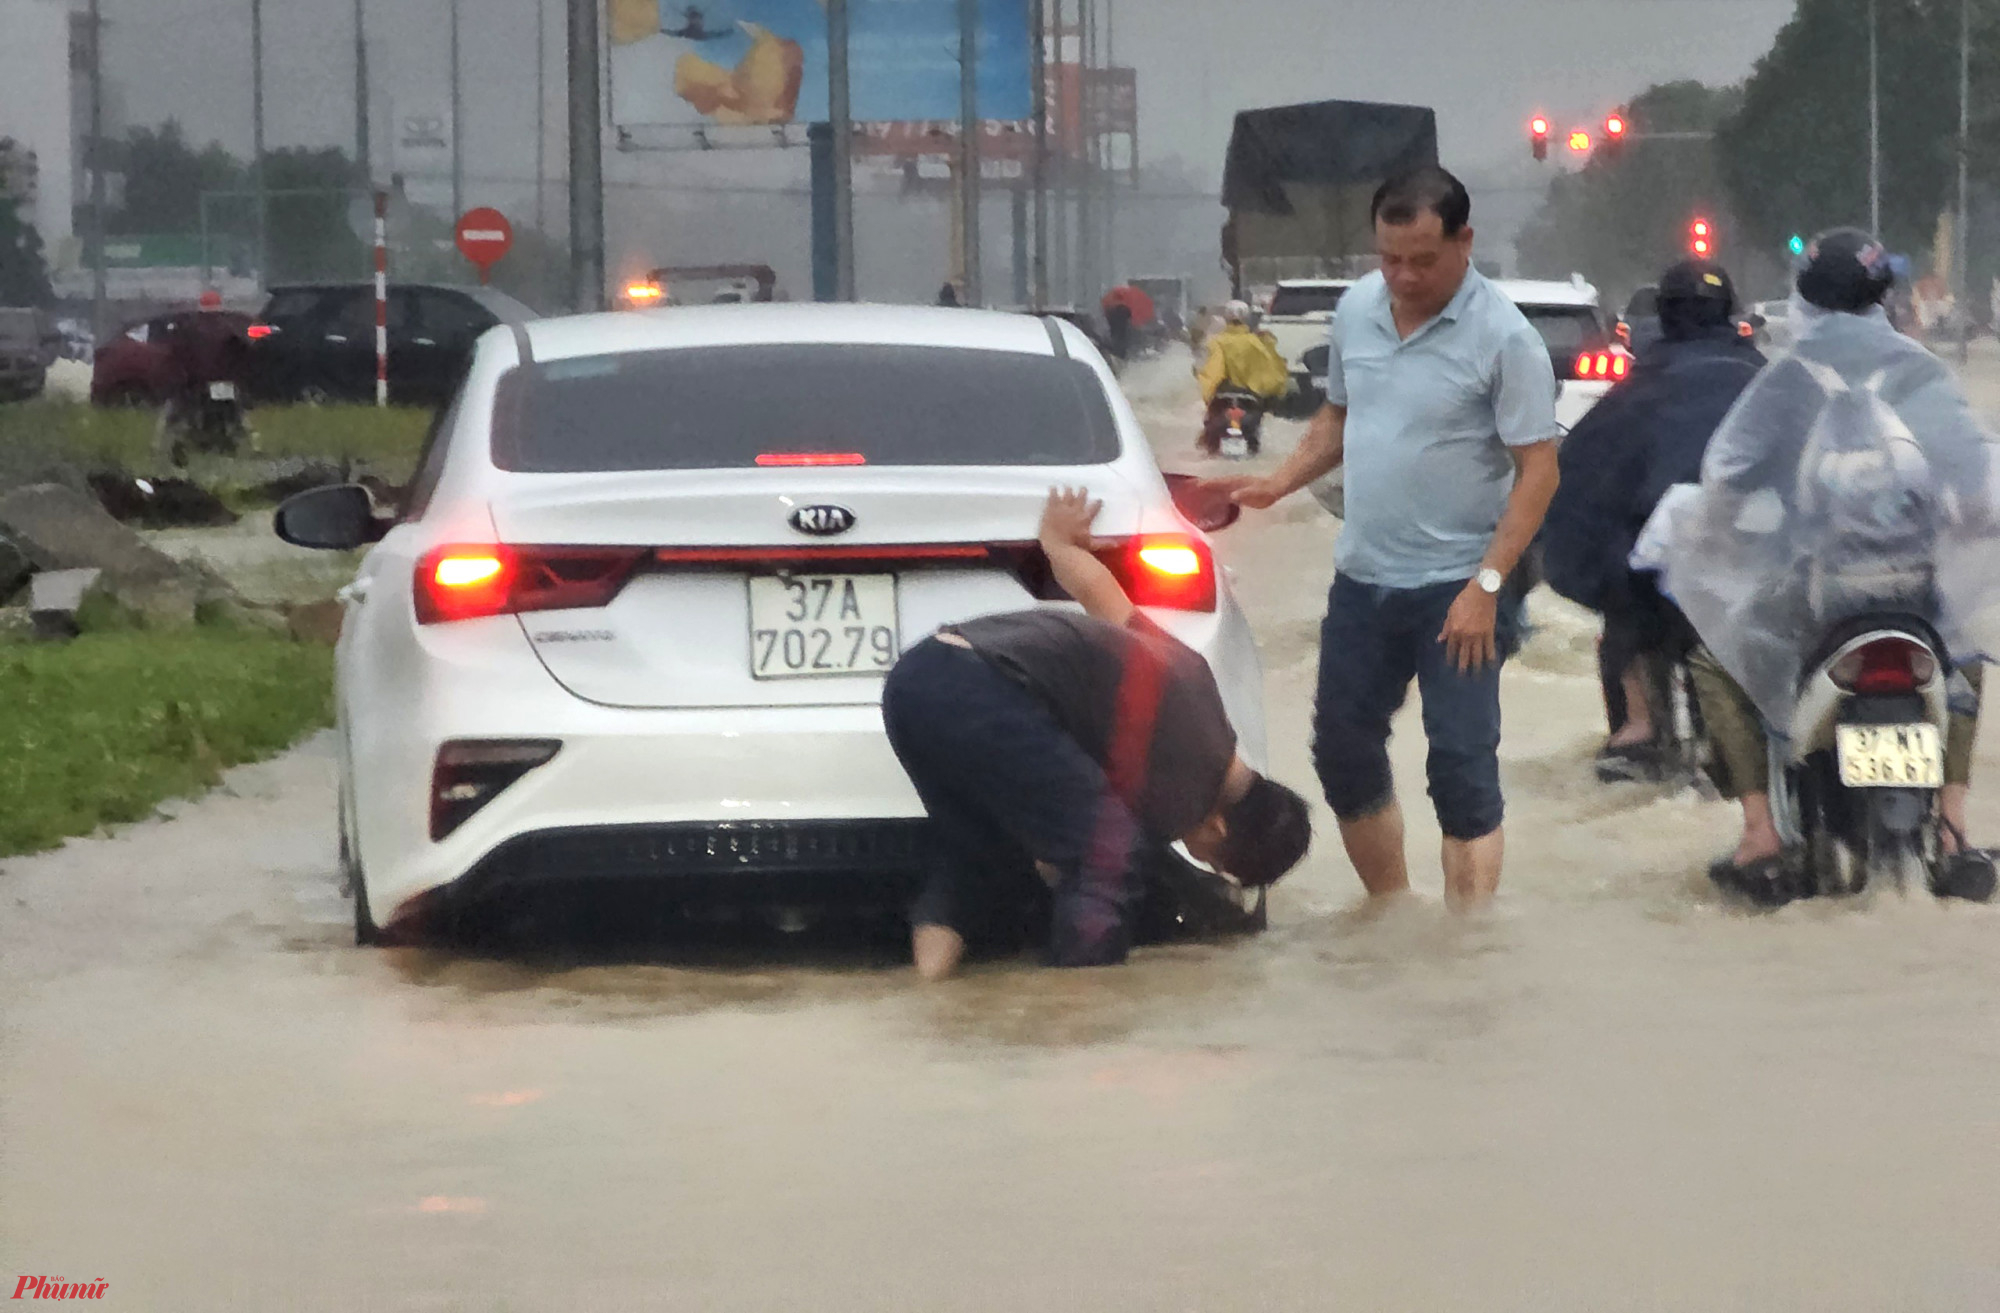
[0,399,433,485]
[0,630,334,857]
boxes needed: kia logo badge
[790,504,856,536]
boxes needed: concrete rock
[88,473,238,529]
[0,482,186,583]
[29,567,103,640]
[0,531,28,603]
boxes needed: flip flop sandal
[1595,741,1665,784]
[1708,853,1796,908]
[1932,849,1999,903]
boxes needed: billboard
[608,0,1031,131]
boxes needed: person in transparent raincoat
[1640,230,2000,887]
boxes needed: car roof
[518,303,1075,364]
[1493,277,1600,308]
[265,282,536,322]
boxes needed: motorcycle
[1202,387,1264,460]
[1767,615,1995,903]
[156,379,250,468]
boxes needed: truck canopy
[1222,100,1439,285]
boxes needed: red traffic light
[1567,129,1591,153]
[1529,115,1550,161]
[1530,116,1550,136]
[1691,219,1711,237]
[1692,238,1712,256]
[1605,113,1627,138]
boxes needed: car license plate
[747,575,898,680]
[207,381,237,400]
[1836,723,1945,788]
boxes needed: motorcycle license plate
[208,381,237,401]
[1835,723,1944,788]
[747,574,898,680]
[1220,435,1250,459]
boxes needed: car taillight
[430,739,560,840]
[246,322,276,340]
[1573,350,1630,381]
[1103,535,1216,611]
[414,545,647,624]
[1829,637,1939,695]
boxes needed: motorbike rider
[1641,229,2000,898]
[1195,300,1289,456]
[159,290,251,463]
[1542,259,1765,782]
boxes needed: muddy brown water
[4,350,1999,1310]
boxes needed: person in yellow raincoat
[1195,301,1289,455]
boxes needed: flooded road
[5,350,2000,1311]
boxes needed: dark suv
[245,283,535,407]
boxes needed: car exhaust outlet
[430,739,561,841]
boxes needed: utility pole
[450,0,464,219]
[567,0,604,311]
[1868,0,1880,237]
[958,0,982,305]
[251,0,268,288]
[1050,0,1069,304]
[354,0,371,183]
[1102,0,1114,291]
[535,0,547,233]
[1957,0,1970,361]
[1075,0,1093,304]
[86,0,105,337]
[829,0,855,299]
[1029,0,1047,307]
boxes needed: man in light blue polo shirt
[1211,166,1560,909]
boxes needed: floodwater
[4,349,2000,1311]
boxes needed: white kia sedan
[277,305,1269,944]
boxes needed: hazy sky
[92,0,1797,289]
[102,0,1795,180]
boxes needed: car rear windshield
[1520,305,1610,360]
[491,344,1123,471]
[1267,285,1348,316]
[260,289,334,325]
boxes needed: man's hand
[1194,474,1282,510]
[1038,485,1103,553]
[1439,581,1500,673]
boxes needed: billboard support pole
[566,0,604,311]
[1049,0,1068,304]
[828,0,855,299]
[1029,0,1047,307]
[1075,0,1093,304]
[958,0,982,306]
[810,123,836,302]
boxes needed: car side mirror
[1163,472,1242,533]
[274,483,391,551]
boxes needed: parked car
[273,304,1271,944]
[91,310,253,407]
[0,307,58,401]
[245,283,536,408]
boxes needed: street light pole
[87,0,105,337]
[535,0,547,233]
[958,0,982,305]
[828,0,855,299]
[1957,0,1970,360]
[354,0,371,182]
[1029,0,1047,307]
[566,0,605,311]
[1868,0,1880,237]
[450,0,464,219]
[251,0,268,288]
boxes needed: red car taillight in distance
[1830,637,1939,696]
[1574,349,1631,382]
[431,739,560,840]
[246,322,277,340]
[414,545,648,624]
[1104,535,1217,612]
[754,451,867,467]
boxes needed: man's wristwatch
[1476,568,1505,596]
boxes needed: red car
[91,310,250,407]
